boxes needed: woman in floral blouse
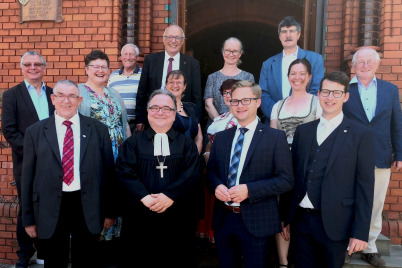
[78,50,131,241]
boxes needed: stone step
[378,234,392,256]
[344,245,402,268]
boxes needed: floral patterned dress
[85,85,124,240]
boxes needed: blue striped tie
[227,127,248,189]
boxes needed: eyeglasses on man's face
[53,94,80,102]
[23,63,44,68]
[164,36,184,42]
[230,98,259,106]
[148,105,176,114]
[319,89,345,98]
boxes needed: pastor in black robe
[116,127,200,268]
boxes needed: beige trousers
[362,167,391,253]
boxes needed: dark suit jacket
[21,114,116,239]
[283,117,375,242]
[135,51,202,124]
[259,48,324,120]
[343,79,402,168]
[207,121,293,237]
[1,82,54,177]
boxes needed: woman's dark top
[172,102,201,139]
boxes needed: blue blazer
[259,48,324,120]
[283,117,375,242]
[343,79,402,168]
[207,121,293,237]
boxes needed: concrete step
[344,245,402,268]
[378,234,392,256]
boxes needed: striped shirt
[108,65,142,120]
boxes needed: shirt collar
[319,111,344,127]
[118,65,140,75]
[55,111,80,127]
[165,51,180,62]
[24,79,46,91]
[282,46,299,58]
[236,116,259,133]
[350,75,377,87]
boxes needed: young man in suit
[343,47,402,266]
[282,71,375,268]
[207,81,293,268]
[2,51,54,268]
[21,80,116,267]
[259,16,324,121]
[135,25,202,132]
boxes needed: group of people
[1,15,401,268]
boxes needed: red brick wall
[325,0,402,245]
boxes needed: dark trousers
[42,191,99,268]
[214,211,268,268]
[15,175,41,260]
[118,207,196,268]
[292,208,349,268]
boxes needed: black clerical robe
[116,127,200,268]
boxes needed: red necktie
[62,120,74,186]
[167,58,174,75]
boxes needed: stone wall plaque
[19,0,63,23]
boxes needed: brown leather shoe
[360,253,386,267]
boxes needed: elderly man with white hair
[343,47,402,267]
[108,43,142,132]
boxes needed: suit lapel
[46,86,55,115]
[373,79,385,121]
[242,122,264,170]
[180,53,188,73]
[324,118,350,175]
[19,83,40,122]
[79,115,92,165]
[157,52,165,88]
[44,115,61,164]
[302,121,318,174]
[223,127,237,181]
[349,83,369,123]
[273,53,282,98]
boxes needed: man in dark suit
[259,16,324,121]
[343,47,402,266]
[207,80,293,268]
[282,72,375,268]
[1,51,54,267]
[21,80,116,267]
[135,25,202,131]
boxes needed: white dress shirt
[299,112,344,208]
[55,112,81,192]
[227,117,259,206]
[161,51,180,89]
[281,46,298,99]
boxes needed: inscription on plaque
[20,0,63,23]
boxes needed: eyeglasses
[148,106,176,114]
[279,29,298,35]
[122,53,136,57]
[319,89,345,98]
[164,36,184,41]
[53,94,80,102]
[87,65,109,71]
[223,49,241,56]
[356,60,376,67]
[167,81,184,86]
[22,63,44,68]
[222,91,231,96]
[230,98,259,106]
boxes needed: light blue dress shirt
[350,76,377,122]
[24,80,50,121]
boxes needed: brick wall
[325,0,402,245]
